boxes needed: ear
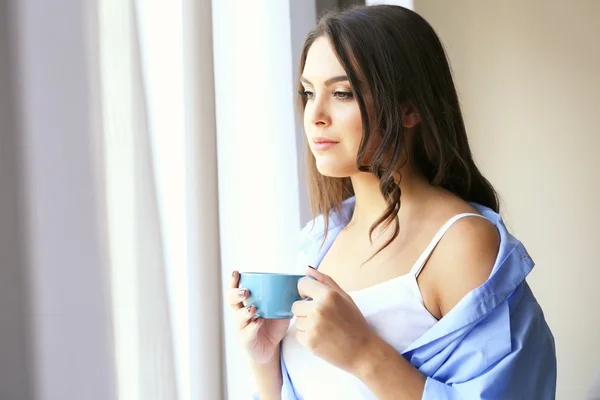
[401,102,420,129]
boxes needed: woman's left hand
[292,267,376,375]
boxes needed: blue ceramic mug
[239,272,308,319]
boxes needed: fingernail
[246,305,253,314]
[238,288,247,297]
[232,271,237,277]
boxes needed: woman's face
[301,37,364,178]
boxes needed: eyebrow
[300,75,349,87]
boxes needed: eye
[333,91,353,100]
[298,90,314,100]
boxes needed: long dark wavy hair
[298,5,499,254]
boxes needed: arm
[354,335,426,400]
[250,347,283,400]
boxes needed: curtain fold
[99,0,178,399]
[181,0,224,398]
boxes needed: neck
[348,169,431,231]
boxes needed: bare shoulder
[425,213,500,317]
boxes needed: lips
[312,137,339,151]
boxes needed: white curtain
[99,0,179,399]
[98,0,225,397]
[11,0,311,398]
[181,0,224,398]
[99,0,314,398]
[98,0,220,398]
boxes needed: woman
[227,5,556,399]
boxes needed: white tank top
[281,213,486,400]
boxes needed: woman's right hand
[227,271,291,365]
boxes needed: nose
[307,95,331,127]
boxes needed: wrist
[250,346,281,368]
[352,335,427,399]
[351,333,388,381]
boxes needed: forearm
[250,349,283,400]
[354,336,426,400]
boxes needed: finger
[298,276,328,300]
[227,287,249,310]
[229,270,240,289]
[240,317,263,345]
[291,299,312,318]
[306,267,344,293]
[236,305,257,329]
[227,271,249,310]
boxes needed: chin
[315,160,355,178]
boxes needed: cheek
[343,110,383,167]
[341,108,363,156]
[303,107,311,138]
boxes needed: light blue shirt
[275,197,556,399]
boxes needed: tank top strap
[410,213,488,279]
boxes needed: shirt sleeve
[420,298,556,400]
